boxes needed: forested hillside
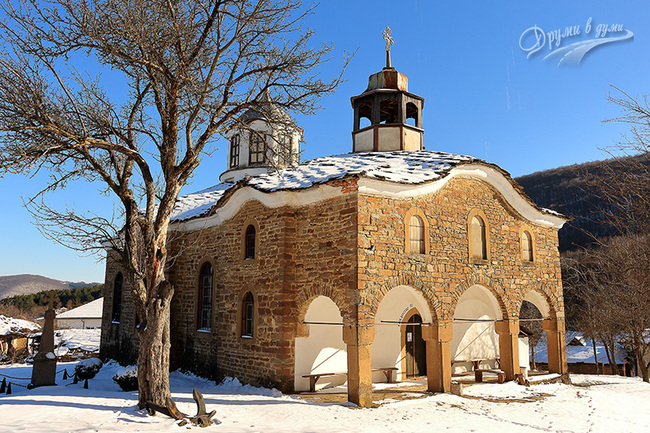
[0,284,103,311]
[515,154,650,251]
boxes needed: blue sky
[1,0,648,283]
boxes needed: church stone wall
[99,250,139,365]
[357,176,564,322]
[99,174,565,391]
[164,185,359,391]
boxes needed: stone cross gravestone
[30,291,58,387]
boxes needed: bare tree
[0,0,346,409]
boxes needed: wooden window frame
[111,272,123,324]
[520,227,536,264]
[249,132,267,165]
[241,219,260,262]
[404,208,430,254]
[230,134,240,169]
[237,289,258,343]
[196,262,214,332]
[468,209,490,263]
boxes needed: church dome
[220,95,302,184]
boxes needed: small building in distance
[0,315,40,362]
[100,39,569,406]
[56,298,103,329]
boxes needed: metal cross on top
[382,26,394,68]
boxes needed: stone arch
[513,282,561,320]
[294,295,347,391]
[450,274,512,320]
[451,283,505,372]
[368,274,442,322]
[295,286,354,337]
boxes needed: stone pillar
[495,319,520,381]
[30,309,57,387]
[422,320,453,393]
[543,318,568,374]
[343,323,374,407]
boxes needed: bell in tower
[350,27,424,153]
[220,93,302,183]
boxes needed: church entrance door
[405,314,427,377]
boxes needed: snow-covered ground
[1,360,649,433]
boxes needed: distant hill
[0,274,100,301]
[515,154,650,251]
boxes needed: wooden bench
[472,360,506,384]
[302,367,398,392]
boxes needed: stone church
[100,50,568,407]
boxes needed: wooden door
[405,314,427,377]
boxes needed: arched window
[379,99,398,124]
[244,224,256,259]
[249,132,266,164]
[241,292,254,338]
[230,134,240,168]
[406,102,419,127]
[409,215,425,254]
[112,272,123,323]
[197,262,213,331]
[359,103,372,128]
[470,216,488,260]
[522,231,534,262]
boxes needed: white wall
[451,285,502,373]
[294,296,347,391]
[373,285,432,381]
[56,318,102,329]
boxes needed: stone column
[543,318,568,374]
[422,320,453,393]
[495,319,520,380]
[30,308,57,387]
[343,323,374,407]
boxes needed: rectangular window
[230,134,240,168]
[249,133,266,165]
[278,135,293,166]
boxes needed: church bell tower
[350,27,424,153]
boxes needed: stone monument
[30,291,58,388]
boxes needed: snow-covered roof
[56,298,103,319]
[0,315,41,336]
[171,150,476,222]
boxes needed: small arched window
[379,99,398,124]
[112,272,123,323]
[359,103,372,128]
[244,225,256,259]
[406,102,419,127]
[471,216,488,260]
[249,132,266,164]
[230,134,240,168]
[197,262,213,331]
[242,292,254,338]
[522,231,534,262]
[409,215,425,254]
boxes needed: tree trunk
[608,340,619,375]
[592,338,600,375]
[633,332,649,383]
[530,344,536,370]
[137,283,174,409]
[636,350,649,382]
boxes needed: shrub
[112,366,138,392]
[74,358,103,380]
